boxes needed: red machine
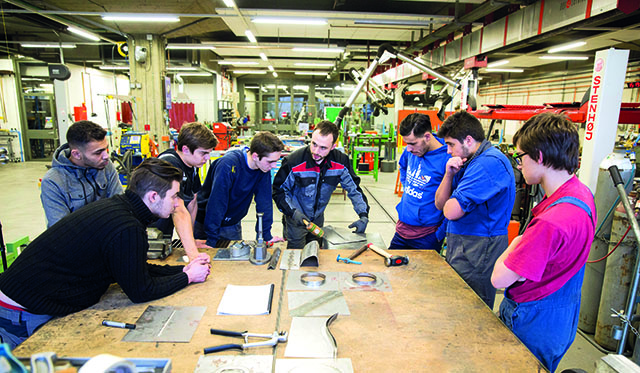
[211,122,232,150]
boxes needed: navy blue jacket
[196,148,274,247]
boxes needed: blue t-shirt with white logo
[396,136,450,227]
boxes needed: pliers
[204,328,288,354]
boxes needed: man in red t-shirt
[491,113,596,372]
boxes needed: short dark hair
[249,131,284,159]
[437,111,485,143]
[314,120,340,144]
[127,158,182,199]
[66,121,106,149]
[177,122,218,153]
[513,113,579,173]
[399,113,432,137]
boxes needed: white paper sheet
[216,283,274,315]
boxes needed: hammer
[302,219,324,238]
[367,244,409,267]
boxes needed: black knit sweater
[0,190,189,316]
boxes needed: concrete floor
[0,160,608,371]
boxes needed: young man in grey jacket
[40,120,123,228]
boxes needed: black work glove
[348,217,368,233]
[292,209,310,227]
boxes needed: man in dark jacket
[151,122,218,260]
[195,131,285,247]
[272,121,370,249]
[0,158,211,349]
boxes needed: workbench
[15,248,546,372]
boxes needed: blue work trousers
[388,232,443,253]
[499,266,585,372]
[0,307,52,350]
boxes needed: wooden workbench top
[15,247,546,372]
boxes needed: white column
[578,48,629,194]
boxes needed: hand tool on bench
[367,243,409,267]
[204,329,288,354]
[336,254,361,265]
[348,244,369,261]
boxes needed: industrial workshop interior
[1,0,640,371]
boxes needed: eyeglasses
[513,152,528,165]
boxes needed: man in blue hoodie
[390,113,450,252]
[40,120,123,228]
[195,131,285,247]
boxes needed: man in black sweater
[0,158,211,349]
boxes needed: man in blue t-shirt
[195,132,285,247]
[435,111,515,308]
[390,113,450,252]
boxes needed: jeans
[0,307,52,350]
[499,266,585,372]
[388,232,443,253]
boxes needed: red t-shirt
[505,176,596,302]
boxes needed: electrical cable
[588,225,632,264]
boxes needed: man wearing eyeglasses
[435,111,515,308]
[491,113,595,372]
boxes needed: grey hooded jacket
[40,143,123,228]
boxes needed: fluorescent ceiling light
[217,61,259,65]
[268,65,274,71]
[167,66,198,70]
[245,86,260,89]
[336,85,356,90]
[354,19,433,27]
[166,43,216,50]
[487,60,509,68]
[102,14,179,22]
[39,83,53,88]
[295,62,334,67]
[295,71,329,76]
[223,0,235,7]
[486,68,524,73]
[252,17,327,26]
[260,53,268,61]
[176,72,212,77]
[21,77,45,81]
[539,55,589,60]
[315,87,333,90]
[294,85,309,90]
[232,70,267,74]
[272,72,278,78]
[266,85,288,89]
[548,41,586,54]
[21,43,76,48]
[67,26,100,41]
[245,30,257,43]
[98,65,129,70]
[292,47,343,53]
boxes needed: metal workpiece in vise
[250,212,271,265]
[336,254,362,265]
[204,329,288,354]
[367,243,409,267]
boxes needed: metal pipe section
[334,57,380,128]
[395,52,460,89]
[610,165,640,354]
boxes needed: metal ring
[300,272,326,287]
[352,272,377,286]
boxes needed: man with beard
[41,120,123,228]
[272,121,370,249]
